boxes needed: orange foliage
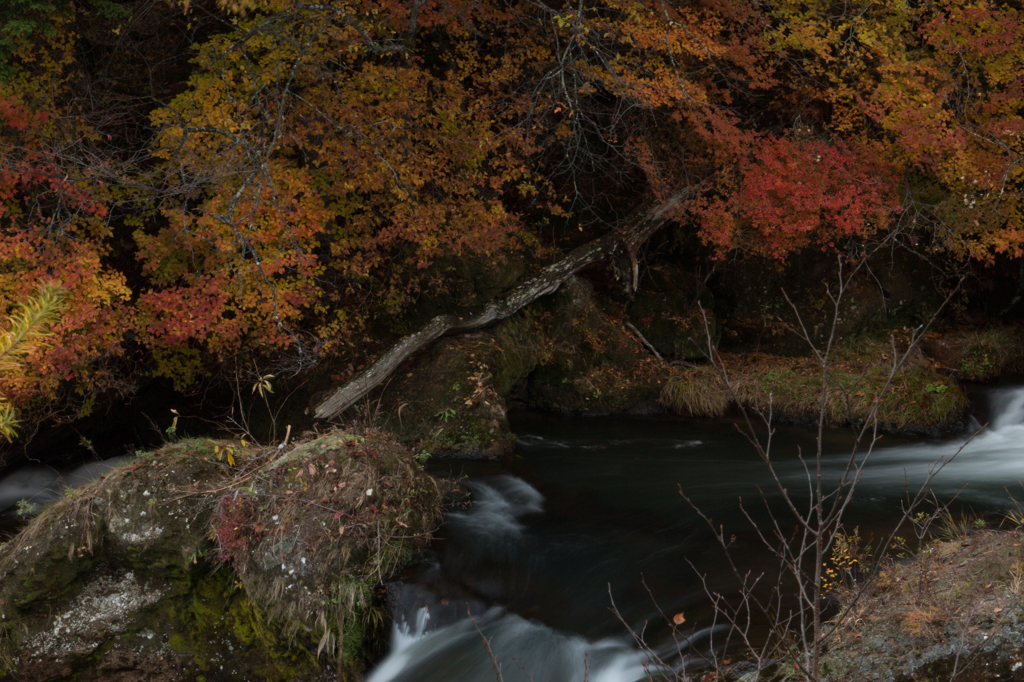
[0,0,1022,428]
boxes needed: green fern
[0,283,66,442]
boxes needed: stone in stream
[0,430,449,682]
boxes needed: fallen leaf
[994,607,1003,614]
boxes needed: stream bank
[373,268,1008,457]
[823,528,1024,681]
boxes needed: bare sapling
[616,254,976,681]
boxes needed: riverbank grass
[661,335,967,431]
[923,325,1024,381]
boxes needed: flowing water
[3,388,1024,679]
[368,386,1024,682]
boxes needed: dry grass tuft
[660,335,968,430]
[824,530,1024,679]
[659,364,731,417]
[215,429,450,661]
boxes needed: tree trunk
[314,188,693,420]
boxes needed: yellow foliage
[0,283,66,441]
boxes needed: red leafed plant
[696,137,900,258]
[212,493,261,563]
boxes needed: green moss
[145,563,320,679]
[167,632,188,654]
[661,336,968,432]
[952,327,1024,381]
[380,315,539,455]
[0,430,445,681]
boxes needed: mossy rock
[376,313,542,457]
[523,277,666,415]
[660,336,969,435]
[626,264,719,361]
[368,275,672,451]
[0,432,446,681]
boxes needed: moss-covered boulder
[523,277,667,415]
[365,275,672,456]
[377,313,542,457]
[0,431,446,681]
[660,335,969,435]
[625,264,719,361]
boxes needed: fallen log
[314,188,693,420]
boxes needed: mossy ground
[372,276,672,455]
[661,334,968,433]
[522,277,666,415]
[922,326,1024,382]
[378,313,541,456]
[0,430,447,681]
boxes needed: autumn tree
[1,0,1021,435]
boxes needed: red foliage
[212,493,260,563]
[696,138,900,258]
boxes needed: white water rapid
[810,386,1024,503]
[367,477,664,682]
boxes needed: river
[366,386,1024,682]
[1,387,1023,680]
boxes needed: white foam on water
[0,467,62,510]
[446,477,544,539]
[0,455,135,513]
[803,386,1024,501]
[367,606,652,682]
[516,435,571,449]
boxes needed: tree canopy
[1,0,1021,431]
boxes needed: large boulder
[376,313,542,457]
[369,274,674,457]
[0,431,446,682]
